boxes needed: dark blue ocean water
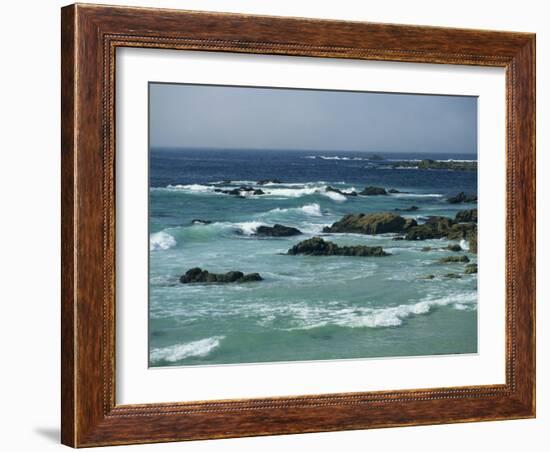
[148,149,477,367]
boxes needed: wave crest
[150,231,176,251]
[150,336,224,363]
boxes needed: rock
[191,219,212,225]
[237,273,263,282]
[257,179,282,185]
[180,267,263,284]
[445,273,462,279]
[455,208,478,223]
[469,234,478,254]
[438,255,470,264]
[421,274,435,279]
[287,237,389,257]
[445,223,477,241]
[394,205,418,211]
[327,186,357,196]
[388,188,400,193]
[359,186,387,196]
[255,224,302,237]
[405,216,455,240]
[219,186,265,196]
[323,213,416,235]
[447,192,477,204]
[446,244,463,252]
[421,247,432,252]
[465,263,478,274]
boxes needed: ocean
[148,149,478,367]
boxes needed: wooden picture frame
[61,3,535,447]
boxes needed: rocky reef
[447,192,477,204]
[287,237,389,257]
[214,186,265,197]
[255,224,302,237]
[455,208,478,223]
[180,268,263,284]
[390,159,477,171]
[323,212,417,235]
[327,186,357,197]
[359,186,387,196]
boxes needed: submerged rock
[360,186,387,196]
[438,255,470,264]
[465,263,478,274]
[388,188,400,193]
[394,205,419,212]
[445,273,462,279]
[287,237,389,257]
[180,267,263,284]
[446,244,463,252]
[255,224,302,237]
[323,213,416,235]
[191,219,212,225]
[421,274,435,280]
[455,208,478,223]
[447,192,477,204]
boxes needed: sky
[149,83,477,154]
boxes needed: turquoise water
[149,149,477,366]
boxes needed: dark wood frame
[61,3,536,447]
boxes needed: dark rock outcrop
[388,188,400,193]
[287,237,389,257]
[455,208,478,223]
[327,186,357,196]
[438,255,470,264]
[323,213,416,235]
[360,186,387,196]
[446,244,463,252]
[445,273,462,279]
[255,224,302,237]
[180,268,263,284]
[465,263,478,274]
[215,186,265,196]
[447,192,477,204]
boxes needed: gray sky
[149,83,477,154]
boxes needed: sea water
[149,149,477,366]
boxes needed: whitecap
[150,336,224,363]
[233,221,266,235]
[149,231,176,251]
[322,191,347,202]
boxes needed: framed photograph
[61,3,535,447]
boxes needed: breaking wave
[150,336,224,363]
[149,231,176,251]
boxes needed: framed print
[61,3,536,447]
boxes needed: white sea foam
[233,221,266,235]
[390,193,443,198]
[267,292,478,330]
[165,183,215,193]
[264,203,323,217]
[460,239,470,251]
[150,336,224,363]
[149,231,176,251]
[322,191,347,202]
